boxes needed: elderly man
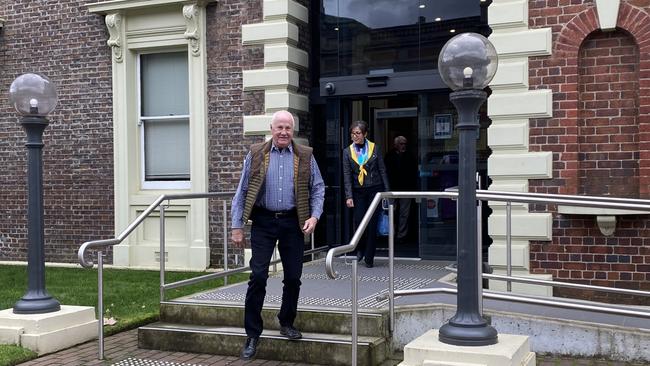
[384,136,418,244]
[231,110,325,360]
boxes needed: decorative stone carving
[183,4,200,56]
[105,13,123,63]
[596,215,617,236]
[595,0,621,31]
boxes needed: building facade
[0,0,648,302]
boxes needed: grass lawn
[0,265,248,366]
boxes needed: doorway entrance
[315,92,491,260]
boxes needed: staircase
[139,302,392,365]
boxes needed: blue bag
[377,211,389,236]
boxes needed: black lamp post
[10,73,61,314]
[437,33,498,346]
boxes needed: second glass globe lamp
[438,33,498,91]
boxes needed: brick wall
[206,0,314,267]
[578,32,639,198]
[528,0,650,304]
[0,0,311,268]
[206,0,264,268]
[0,1,115,263]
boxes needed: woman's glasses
[351,131,363,136]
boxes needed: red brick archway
[548,3,650,197]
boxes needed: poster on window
[433,114,452,140]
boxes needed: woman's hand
[346,198,354,208]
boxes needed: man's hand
[231,228,245,248]
[302,217,318,235]
[346,198,354,208]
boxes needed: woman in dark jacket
[343,120,389,268]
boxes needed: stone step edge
[140,322,386,346]
[161,300,386,317]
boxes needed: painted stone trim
[105,13,123,63]
[595,0,621,30]
[183,4,200,56]
[93,2,211,269]
[87,0,216,13]
[487,0,555,295]
[242,0,309,135]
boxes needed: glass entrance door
[317,92,490,260]
[373,106,420,257]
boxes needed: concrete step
[160,301,389,337]
[139,321,389,366]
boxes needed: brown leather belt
[254,207,297,219]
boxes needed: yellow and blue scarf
[349,139,375,186]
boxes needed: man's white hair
[271,110,295,127]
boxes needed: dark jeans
[352,185,382,265]
[244,208,304,338]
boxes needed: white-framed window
[138,51,191,190]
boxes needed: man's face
[396,139,407,153]
[270,114,294,149]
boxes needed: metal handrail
[325,191,459,278]
[77,191,234,360]
[389,287,650,319]
[445,267,650,298]
[79,190,328,360]
[162,246,326,291]
[325,189,650,278]
[326,190,650,366]
[78,192,235,267]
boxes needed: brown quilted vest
[242,140,313,227]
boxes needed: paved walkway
[17,328,648,366]
[18,328,324,366]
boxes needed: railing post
[506,201,512,292]
[97,250,104,360]
[160,204,166,302]
[388,202,395,334]
[311,230,315,262]
[351,257,358,366]
[223,200,229,285]
[272,245,278,273]
[477,173,483,314]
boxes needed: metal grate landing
[187,259,452,310]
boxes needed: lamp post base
[439,321,499,346]
[401,330,534,366]
[13,294,61,315]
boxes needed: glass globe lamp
[9,73,58,116]
[438,33,498,91]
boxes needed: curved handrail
[325,189,650,279]
[474,190,650,211]
[479,189,650,206]
[78,191,235,268]
[325,191,460,279]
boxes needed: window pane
[141,52,189,116]
[144,119,190,180]
[320,0,483,77]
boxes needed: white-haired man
[231,110,325,360]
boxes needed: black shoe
[240,337,259,360]
[280,325,303,340]
[365,261,373,268]
[356,253,364,262]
